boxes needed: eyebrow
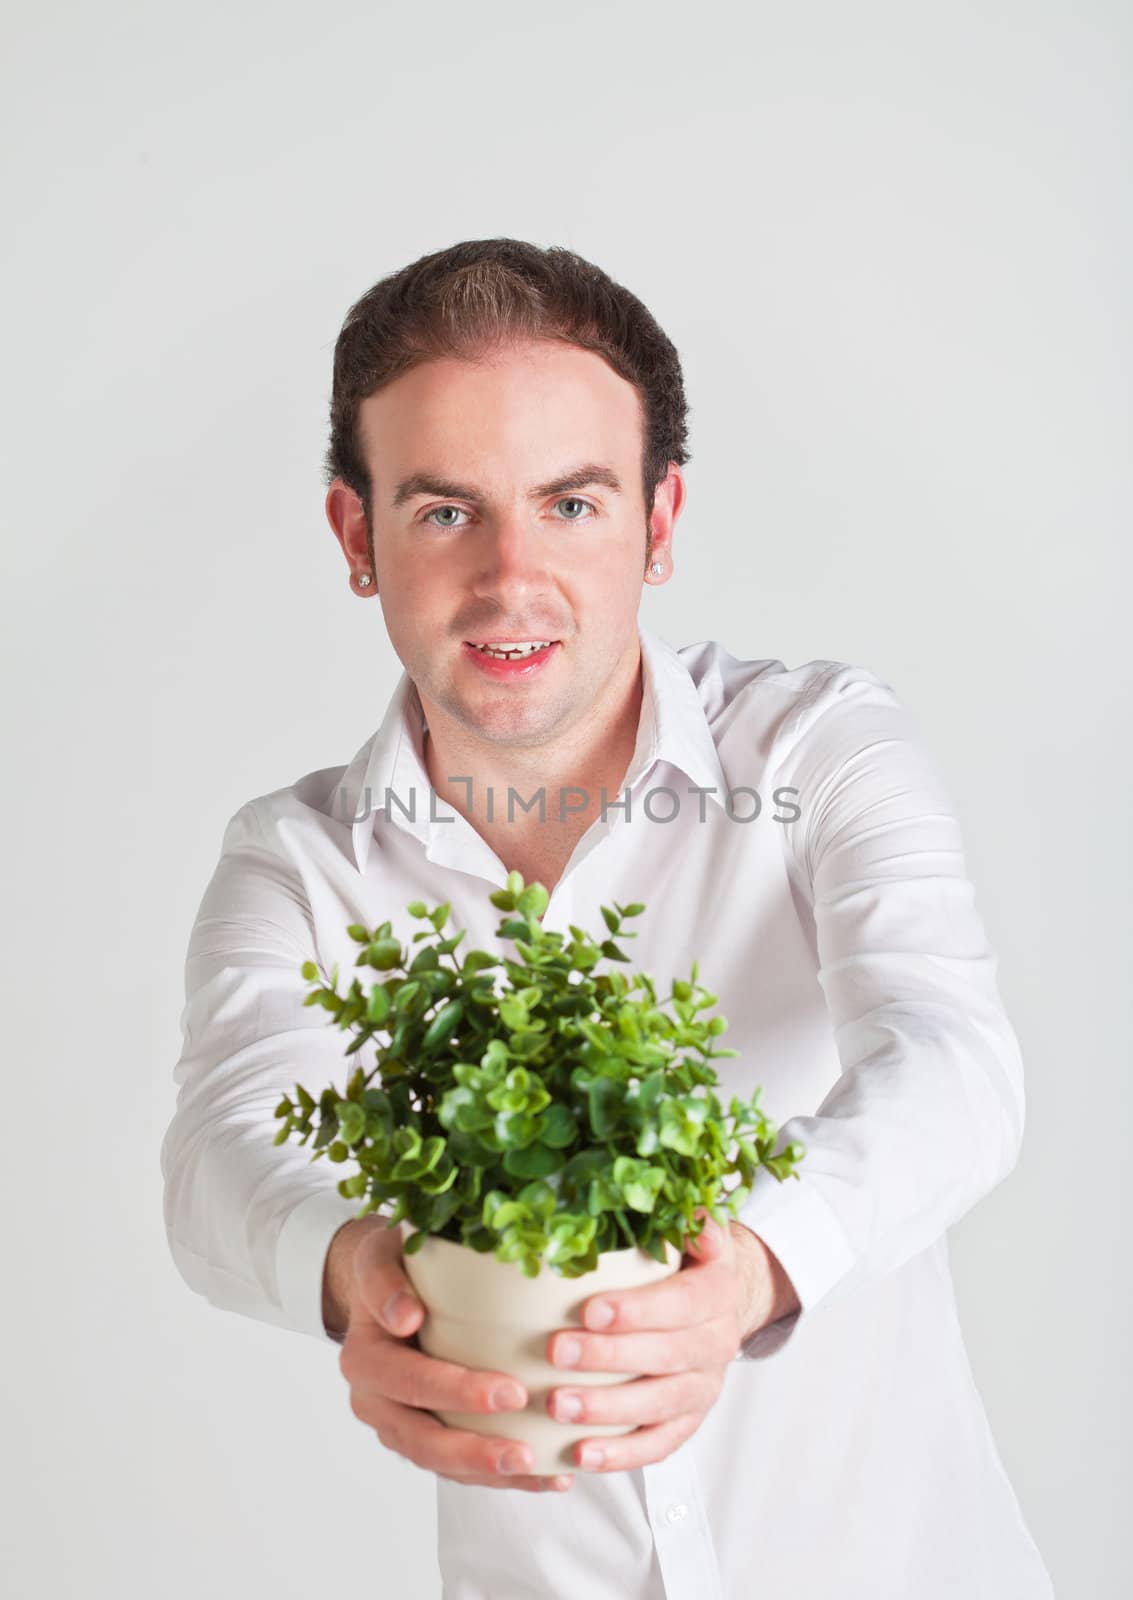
[390,462,625,509]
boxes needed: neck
[418,642,644,852]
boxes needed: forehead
[359,340,644,470]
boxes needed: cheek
[384,562,454,618]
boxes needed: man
[161,239,1054,1596]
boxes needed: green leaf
[622,1170,665,1212]
[422,999,464,1053]
[503,1143,564,1178]
[367,939,403,970]
[585,1075,625,1139]
[366,985,391,1023]
[481,1038,510,1071]
[486,1199,528,1230]
[518,883,549,919]
[634,1122,659,1157]
[536,1103,577,1148]
[462,950,499,974]
[516,1180,557,1218]
[587,1176,623,1214]
[336,1103,366,1144]
[419,1135,445,1173]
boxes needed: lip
[462,639,560,678]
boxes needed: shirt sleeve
[159,799,374,1344]
[732,665,1026,1362]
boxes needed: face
[327,338,682,755]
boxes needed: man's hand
[336,1220,575,1494]
[543,1211,800,1474]
[730,1219,802,1346]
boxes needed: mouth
[465,637,559,656]
[462,639,561,675]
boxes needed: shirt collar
[334,621,729,877]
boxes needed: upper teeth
[475,641,551,658]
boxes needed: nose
[470,513,553,606]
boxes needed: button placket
[642,1456,725,1600]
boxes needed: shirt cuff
[731,1167,859,1361]
[275,1187,366,1343]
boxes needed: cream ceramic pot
[401,1223,682,1476]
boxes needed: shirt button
[666,1503,688,1524]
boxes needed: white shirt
[161,622,1054,1598]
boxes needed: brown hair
[322,238,691,569]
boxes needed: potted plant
[273,871,805,1474]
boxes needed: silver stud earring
[650,561,663,576]
[356,573,372,588]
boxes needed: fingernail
[499,1447,531,1474]
[586,1299,614,1329]
[382,1291,416,1327]
[555,1392,582,1421]
[554,1336,581,1367]
[491,1382,526,1411]
[579,1444,605,1469]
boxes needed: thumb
[353,1223,426,1337]
[685,1208,728,1264]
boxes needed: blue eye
[421,497,598,528]
[422,506,467,528]
[554,497,598,520]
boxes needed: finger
[349,1226,427,1338]
[572,1411,703,1474]
[548,1313,739,1376]
[684,1212,735,1266]
[343,1328,529,1415]
[579,1256,733,1334]
[359,1392,544,1481]
[548,1369,718,1428]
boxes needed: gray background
[3,2,1127,1595]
